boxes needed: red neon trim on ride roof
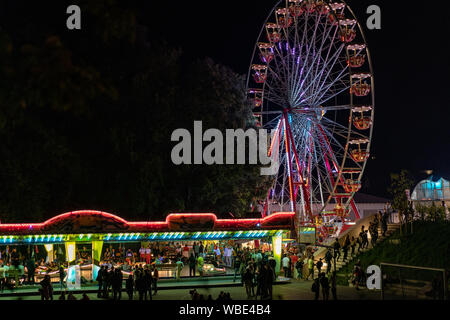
[0,211,295,234]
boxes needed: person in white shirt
[282,255,290,278]
[224,247,231,267]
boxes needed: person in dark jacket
[112,268,123,300]
[264,263,275,300]
[333,239,341,260]
[152,265,159,295]
[243,267,254,298]
[11,248,20,268]
[188,253,196,277]
[325,249,333,274]
[39,275,53,301]
[319,272,330,300]
[144,267,153,300]
[312,277,320,300]
[255,265,265,300]
[135,272,146,301]
[126,274,134,300]
[233,256,241,282]
[102,267,109,298]
[330,271,337,300]
[343,236,350,261]
[58,264,66,289]
[316,258,323,274]
[96,266,104,298]
[26,258,36,285]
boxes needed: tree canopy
[0,1,269,222]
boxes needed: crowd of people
[190,289,232,301]
[95,263,160,300]
[228,245,294,300]
[0,210,411,301]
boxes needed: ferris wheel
[246,0,375,239]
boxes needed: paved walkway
[0,278,381,300]
[0,275,291,298]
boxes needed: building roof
[353,193,391,204]
[0,210,295,236]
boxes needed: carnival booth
[0,210,295,283]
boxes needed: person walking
[102,267,109,298]
[353,264,361,290]
[152,265,159,295]
[126,274,134,300]
[364,230,369,248]
[359,226,366,249]
[350,236,356,256]
[97,266,104,297]
[325,249,333,274]
[107,267,114,296]
[139,247,145,263]
[189,253,196,277]
[330,271,337,300]
[145,246,151,265]
[264,263,274,300]
[295,259,304,280]
[290,253,299,279]
[312,277,320,300]
[193,242,199,258]
[113,268,123,300]
[58,264,66,289]
[136,272,145,301]
[233,255,241,282]
[144,267,153,300]
[381,211,388,237]
[371,223,379,246]
[333,239,341,260]
[282,255,290,278]
[307,256,314,280]
[199,242,204,257]
[320,272,330,301]
[356,234,362,253]
[243,267,254,298]
[256,265,266,300]
[39,275,53,301]
[176,258,184,281]
[316,258,323,275]
[343,236,350,261]
[26,257,36,285]
[197,254,204,277]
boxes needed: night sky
[1,0,450,198]
[145,0,450,196]
[139,0,450,197]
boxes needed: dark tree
[0,1,269,222]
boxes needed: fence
[380,262,448,300]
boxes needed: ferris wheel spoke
[302,54,348,106]
[293,105,352,112]
[291,15,325,105]
[311,69,349,106]
[289,15,323,102]
[291,19,341,105]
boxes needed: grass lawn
[337,221,450,285]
